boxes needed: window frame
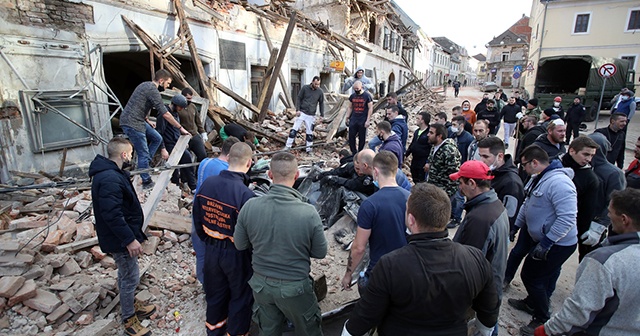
[620,54,638,70]
[20,90,94,153]
[572,12,592,35]
[625,7,640,32]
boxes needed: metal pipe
[0,47,31,89]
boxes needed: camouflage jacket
[427,138,461,196]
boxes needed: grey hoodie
[587,133,626,227]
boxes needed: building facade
[485,15,531,89]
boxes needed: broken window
[621,55,636,70]
[368,18,377,43]
[20,90,94,152]
[251,66,266,106]
[383,27,390,50]
[291,69,303,101]
[220,39,247,70]
[390,31,397,53]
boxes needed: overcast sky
[393,0,533,56]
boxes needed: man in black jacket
[564,97,586,143]
[320,151,375,196]
[562,136,600,261]
[406,112,432,183]
[477,99,501,135]
[342,183,499,336]
[533,119,566,160]
[89,137,155,336]
[500,97,521,149]
[475,93,489,114]
[477,137,524,230]
[594,113,627,169]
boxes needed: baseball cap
[449,161,494,181]
[171,94,188,108]
[554,96,562,102]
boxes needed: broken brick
[0,275,26,298]
[100,256,116,269]
[75,221,95,241]
[76,312,93,325]
[23,289,61,314]
[90,246,106,260]
[74,251,92,268]
[8,279,37,306]
[57,258,81,276]
[46,303,70,323]
[60,292,83,313]
[49,279,75,291]
[44,253,70,268]
[142,236,160,255]
[73,199,92,214]
[163,230,179,242]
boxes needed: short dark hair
[487,99,496,105]
[270,152,298,180]
[478,136,505,156]
[386,92,398,99]
[221,136,240,155]
[430,123,447,140]
[339,149,351,158]
[376,121,392,133]
[228,142,253,166]
[452,106,462,112]
[181,88,193,96]
[435,112,448,121]
[610,113,627,122]
[452,116,466,124]
[610,188,640,230]
[520,145,549,164]
[474,119,489,129]
[523,116,538,124]
[418,112,431,124]
[569,136,599,152]
[408,183,451,231]
[153,69,172,81]
[386,105,399,114]
[460,177,492,190]
[312,76,321,82]
[107,137,132,159]
[373,150,398,177]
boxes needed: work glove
[509,227,519,242]
[467,318,495,336]
[516,112,524,119]
[531,236,554,261]
[580,221,607,246]
[345,118,350,127]
[534,325,548,336]
[200,132,208,142]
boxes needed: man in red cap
[544,96,565,120]
[450,160,510,335]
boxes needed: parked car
[481,81,498,92]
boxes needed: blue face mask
[373,180,379,188]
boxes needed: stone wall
[1,0,94,34]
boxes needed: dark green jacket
[234,184,327,280]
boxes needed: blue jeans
[112,251,140,320]
[450,189,465,222]
[192,223,205,285]
[368,136,382,151]
[521,243,577,321]
[122,124,162,183]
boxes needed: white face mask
[621,96,630,101]
[488,156,500,171]
[450,127,459,133]
[462,107,470,111]
[554,102,560,107]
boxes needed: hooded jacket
[515,124,546,164]
[453,130,475,162]
[477,107,501,134]
[516,160,578,246]
[565,102,586,124]
[474,98,488,114]
[533,133,566,161]
[454,190,509,296]
[587,133,626,227]
[89,155,146,253]
[500,103,521,123]
[380,133,404,168]
[390,116,409,149]
[343,66,374,93]
[594,126,626,169]
[491,155,524,228]
[561,154,600,234]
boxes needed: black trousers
[348,120,367,155]
[410,156,428,183]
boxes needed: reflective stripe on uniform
[202,225,234,242]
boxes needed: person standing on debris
[341,151,410,293]
[376,121,404,168]
[234,152,327,336]
[343,66,374,94]
[89,137,156,336]
[345,81,374,155]
[341,183,499,336]
[192,137,241,285]
[193,142,255,336]
[285,76,325,153]
[405,112,432,183]
[450,160,509,336]
[507,146,577,336]
[119,69,190,189]
[179,88,208,162]
[535,188,640,336]
[595,113,627,169]
[157,94,197,193]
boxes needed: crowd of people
[90,71,639,336]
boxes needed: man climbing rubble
[285,76,325,153]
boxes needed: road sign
[513,72,521,79]
[513,65,523,73]
[525,63,535,72]
[598,63,617,78]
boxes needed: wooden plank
[325,99,347,140]
[257,48,279,111]
[192,0,225,21]
[210,78,261,116]
[58,148,67,177]
[258,18,296,109]
[54,237,98,254]
[173,0,210,99]
[148,211,191,234]
[258,11,297,122]
[142,135,191,232]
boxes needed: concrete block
[75,251,92,268]
[23,265,44,280]
[23,289,61,314]
[0,275,26,298]
[8,279,37,306]
[57,258,81,276]
[44,253,70,268]
[75,221,95,241]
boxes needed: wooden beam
[235,118,287,144]
[257,47,279,111]
[210,78,261,116]
[54,237,99,254]
[58,148,67,177]
[173,0,210,99]
[148,211,191,234]
[258,18,296,109]
[142,135,191,231]
[191,0,225,21]
[258,11,297,123]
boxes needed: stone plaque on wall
[219,39,246,70]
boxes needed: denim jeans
[367,135,382,151]
[450,189,465,222]
[122,124,162,183]
[504,228,535,284]
[521,243,577,321]
[112,251,140,321]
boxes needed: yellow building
[525,0,640,93]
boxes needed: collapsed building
[0,0,430,184]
